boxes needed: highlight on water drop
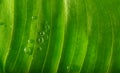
[24,47,27,53]
[67,66,70,69]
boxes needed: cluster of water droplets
[36,21,50,51]
[38,32,45,43]
[24,16,38,55]
[24,19,50,55]
[24,39,34,55]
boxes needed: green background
[0,0,120,73]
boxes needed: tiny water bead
[24,47,27,54]
[45,24,50,30]
[32,16,37,20]
[24,47,33,55]
[28,40,30,43]
[67,66,70,69]
[37,37,44,44]
[40,31,45,36]
[0,48,4,51]
[36,46,42,52]
[28,39,34,43]
[67,66,70,72]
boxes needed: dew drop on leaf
[24,47,27,52]
[37,37,44,44]
[32,16,37,20]
[28,39,34,43]
[40,32,45,36]
[24,47,33,55]
[67,66,70,69]
[67,66,70,72]
[45,25,50,30]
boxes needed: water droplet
[24,47,33,55]
[28,40,30,43]
[37,46,42,52]
[40,32,45,36]
[45,25,50,30]
[67,66,70,69]
[37,37,44,43]
[28,39,34,43]
[67,66,70,72]
[43,35,49,40]
[32,16,37,20]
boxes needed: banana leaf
[0,0,120,73]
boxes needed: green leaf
[0,0,120,73]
